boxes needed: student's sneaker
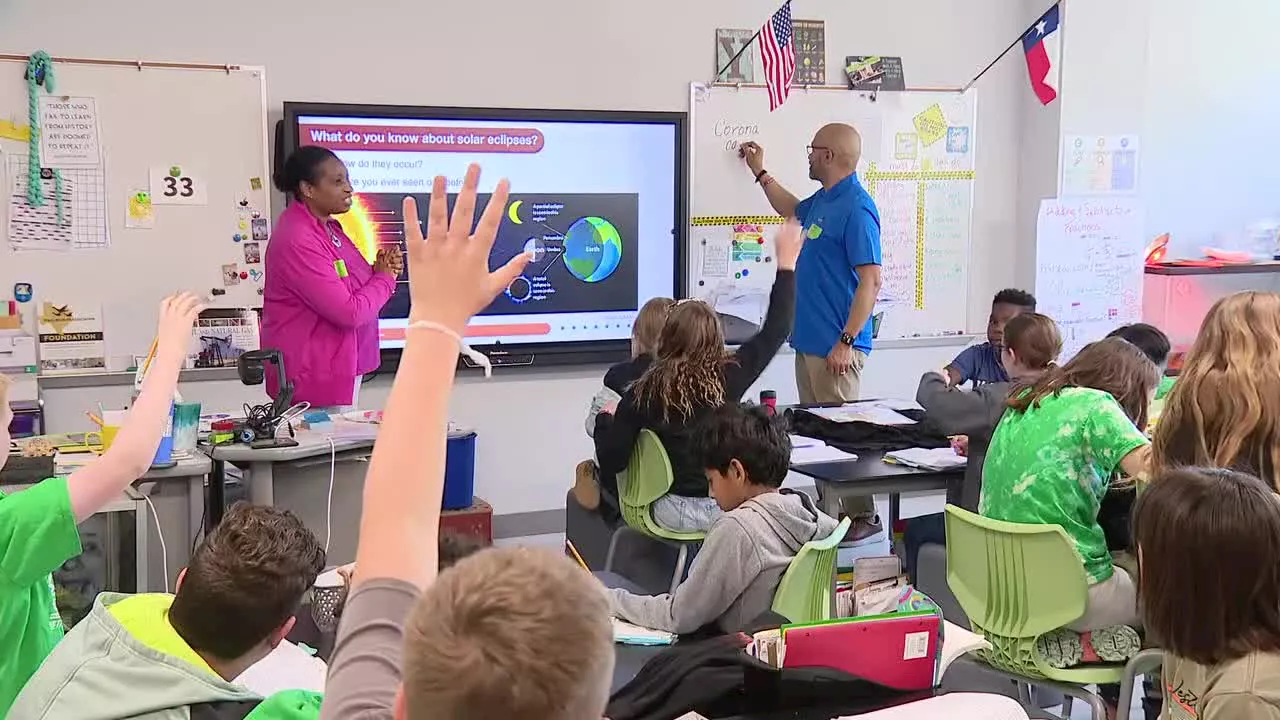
[1035,625,1141,669]
[572,460,601,510]
[844,514,884,543]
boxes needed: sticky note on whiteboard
[912,104,948,147]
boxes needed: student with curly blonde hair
[1152,291,1280,488]
[593,222,803,532]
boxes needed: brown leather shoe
[572,460,601,510]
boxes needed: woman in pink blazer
[261,146,401,410]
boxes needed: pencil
[140,337,158,376]
[565,540,590,572]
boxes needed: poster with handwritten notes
[688,83,976,338]
[1035,198,1145,359]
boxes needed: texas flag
[1022,3,1061,105]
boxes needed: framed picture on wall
[714,28,759,83]
[793,20,826,85]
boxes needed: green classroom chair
[944,505,1156,720]
[772,516,852,623]
[603,429,706,594]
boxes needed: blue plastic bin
[444,428,477,510]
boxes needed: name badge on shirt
[806,223,823,240]
[334,259,349,279]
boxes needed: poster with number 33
[149,165,207,205]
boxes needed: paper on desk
[806,404,917,426]
[791,444,858,465]
[884,447,967,471]
[789,434,824,449]
[235,640,327,695]
[841,692,1026,720]
[613,618,676,646]
[872,398,925,413]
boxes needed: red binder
[781,611,942,691]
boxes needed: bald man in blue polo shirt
[740,123,884,539]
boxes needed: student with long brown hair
[593,221,803,532]
[902,312,1061,580]
[575,296,676,509]
[1134,467,1280,718]
[980,338,1157,655]
[1152,291,1280,487]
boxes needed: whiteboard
[0,59,271,366]
[688,83,977,338]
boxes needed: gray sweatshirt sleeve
[609,517,761,634]
[916,372,1002,436]
[318,578,422,720]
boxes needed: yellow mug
[83,426,120,455]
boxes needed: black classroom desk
[789,449,963,530]
[612,643,935,719]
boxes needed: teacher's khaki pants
[796,350,876,519]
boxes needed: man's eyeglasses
[806,145,832,156]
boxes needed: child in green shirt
[980,337,1158,664]
[1134,467,1280,720]
[0,293,203,715]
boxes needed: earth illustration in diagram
[562,216,623,283]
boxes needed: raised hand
[155,292,205,354]
[402,164,531,334]
[773,219,803,271]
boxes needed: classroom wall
[2,0,1028,517]
[1141,0,1280,255]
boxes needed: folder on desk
[781,611,941,691]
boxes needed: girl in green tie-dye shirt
[981,337,1159,632]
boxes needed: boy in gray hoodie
[610,403,839,634]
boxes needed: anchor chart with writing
[864,161,975,310]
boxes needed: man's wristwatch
[839,332,856,347]
[754,168,769,183]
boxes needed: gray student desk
[785,403,964,530]
[789,450,959,530]
[202,431,376,528]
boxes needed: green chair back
[772,516,852,623]
[944,505,1126,684]
[616,429,706,542]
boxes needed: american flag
[759,2,795,111]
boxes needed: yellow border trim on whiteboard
[863,162,976,311]
[691,215,785,226]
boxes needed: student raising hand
[402,167,531,334]
[70,292,204,520]
[773,218,803,271]
[321,166,530,720]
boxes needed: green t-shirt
[0,477,82,716]
[1156,375,1176,400]
[979,387,1149,584]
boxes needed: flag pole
[960,0,1059,92]
[712,29,763,83]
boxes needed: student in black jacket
[576,296,675,510]
[593,220,802,532]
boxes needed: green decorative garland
[25,50,64,223]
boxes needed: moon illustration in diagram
[507,200,524,224]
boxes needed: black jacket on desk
[593,270,796,498]
[915,373,1012,511]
